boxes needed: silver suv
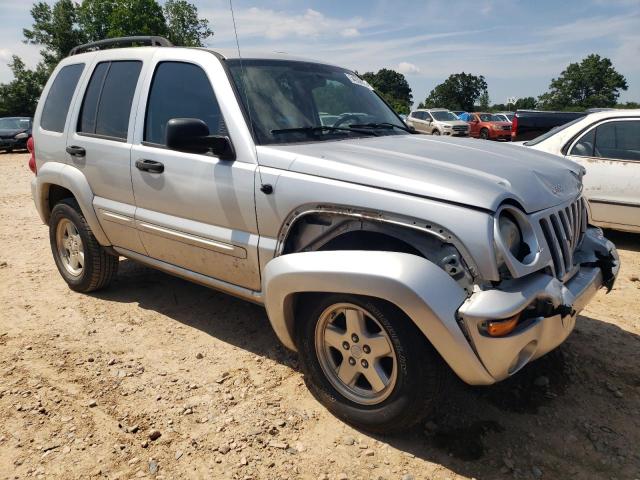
[30,37,619,433]
[407,108,470,136]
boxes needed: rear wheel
[49,198,118,292]
[479,128,489,140]
[295,294,450,433]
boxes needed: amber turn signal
[486,313,521,337]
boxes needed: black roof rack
[69,36,173,56]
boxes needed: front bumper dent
[458,228,619,382]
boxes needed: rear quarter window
[78,61,142,140]
[40,63,84,133]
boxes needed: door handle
[66,145,86,157]
[135,159,164,174]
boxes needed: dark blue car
[0,117,33,152]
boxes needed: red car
[467,112,511,140]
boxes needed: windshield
[523,116,585,146]
[479,113,501,122]
[226,59,407,145]
[431,111,459,122]
[0,117,31,130]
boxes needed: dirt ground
[0,152,638,480]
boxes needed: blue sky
[1,0,639,107]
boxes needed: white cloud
[341,28,360,38]
[209,6,367,41]
[397,62,420,74]
[0,49,11,63]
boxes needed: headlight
[494,205,538,277]
[15,132,28,139]
[443,124,452,128]
[498,213,522,258]
[491,124,500,130]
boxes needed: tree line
[356,54,635,114]
[0,2,636,117]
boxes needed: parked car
[521,109,640,233]
[0,116,32,152]
[406,109,470,136]
[30,36,619,433]
[466,112,512,140]
[511,109,585,142]
[494,112,514,123]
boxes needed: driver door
[130,56,260,290]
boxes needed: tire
[432,129,441,136]
[479,128,489,140]
[49,198,118,292]
[295,293,450,434]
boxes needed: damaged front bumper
[458,227,619,383]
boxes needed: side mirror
[166,118,236,160]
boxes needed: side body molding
[31,162,110,246]
[263,250,495,385]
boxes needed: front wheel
[49,198,118,292]
[295,294,449,433]
[479,128,489,140]
[432,129,441,136]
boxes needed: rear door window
[570,120,640,161]
[78,61,142,140]
[40,63,84,132]
[594,120,640,161]
[144,61,226,146]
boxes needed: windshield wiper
[271,125,377,136]
[348,122,415,133]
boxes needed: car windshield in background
[431,111,459,121]
[523,116,586,146]
[226,59,407,145]
[0,118,31,129]
[479,114,500,122]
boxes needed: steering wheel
[333,114,362,128]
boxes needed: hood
[263,135,585,213]
[486,121,511,127]
[436,120,469,127]
[0,128,27,138]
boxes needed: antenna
[229,0,271,193]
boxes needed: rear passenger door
[130,52,260,291]
[66,56,147,254]
[567,118,640,230]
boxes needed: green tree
[1,0,212,116]
[419,72,487,112]
[0,56,50,116]
[478,89,490,110]
[360,69,413,114]
[106,0,167,39]
[164,0,213,47]
[23,0,86,67]
[78,0,116,42]
[538,54,627,110]
[615,101,640,109]
[515,96,537,110]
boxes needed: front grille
[538,197,588,279]
[501,125,511,131]
[452,125,467,132]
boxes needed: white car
[494,112,514,123]
[523,109,640,233]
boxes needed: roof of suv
[64,45,338,69]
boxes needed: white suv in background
[407,109,470,136]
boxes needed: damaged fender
[263,250,495,385]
